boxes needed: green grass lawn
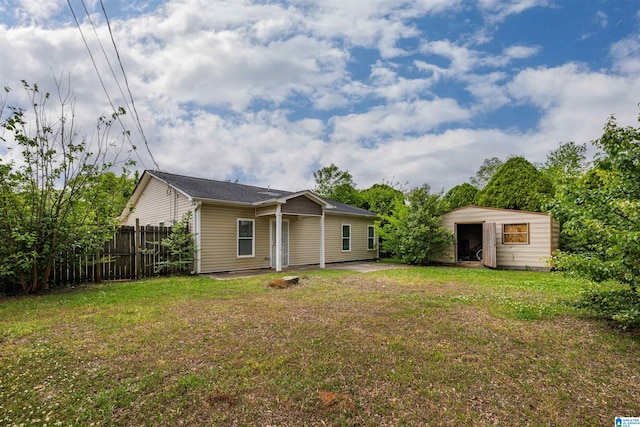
[1,267,638,426]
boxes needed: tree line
[312,141,585,264]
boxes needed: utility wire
[99,0,159,170]
[79,2,138,132]
[65,0,149,170]
[78,0,159,170]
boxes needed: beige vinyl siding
[200,204,270,273]
[435,206,557,269]
[324,215,376,263]
[287,216,322,266]
[123,177,193,227]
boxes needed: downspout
[191,201,202,275]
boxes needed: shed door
[482,222,497,268]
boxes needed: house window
[238,219,255,257]
[342,224,351,252]
[367,225,375,250]
[503,223,529,244]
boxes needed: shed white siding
[436,206,557,270]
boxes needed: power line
[78,0,159,170]
[99,0,159,170]
[65,0,156,170]
[78,2,137,131]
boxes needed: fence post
[135,218,142,280]
[95,248,101,282]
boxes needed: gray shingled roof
[147,171,377,217]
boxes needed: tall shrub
[381,184,453,265]
[0,80,132,293]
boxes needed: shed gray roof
[146,170,377,217]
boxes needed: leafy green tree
[540,141,589,189]
[380,184,453,265]
[330,183,363,207]
[0,80,132,293]
[359,182,404,217]
[549,115,640,327]
[360,181,406,258]
[477,157,552,211]
[313,164,361,206]
[90,171,138,223]
[444,183,479,210]
[470,157,503,189]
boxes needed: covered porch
[254,192,332,272]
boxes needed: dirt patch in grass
[318,390,356,412]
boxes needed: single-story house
[120,171,378,273]
[434,206,559,271]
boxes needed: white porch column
[276,204,283,272]
[192,201,202,274]
[320,209,325,269]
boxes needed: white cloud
[107,1,356,111]
[507,62,640,151]
[13,0,66,25]
[319,127,522,191]
[330,98,471,142]
[420,40,480,76]
[478,0,552,25]
[594,11,608,29]
[369,62,433,100]
[502,44,540,60]
[464,72,511,111]
[610,34,640,75]
[298,0,459,57]
[154,108,326,189]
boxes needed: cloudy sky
[1,0,639,192]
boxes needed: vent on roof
[258,191,281,197]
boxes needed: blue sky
[1,0,639,191]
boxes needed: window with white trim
[367,225,375,250]
[503,223,529,244]
[342,224,351,252]
[238,219,255,257]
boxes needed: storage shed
[434,206,559,271]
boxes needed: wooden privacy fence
[52,222,190,286]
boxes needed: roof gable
[148,170,292,204]
[139,171,376,217]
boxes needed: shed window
[342,224,351,252]
[503,223,529,244]
[238,219,255,257]
[367,225,375,250]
